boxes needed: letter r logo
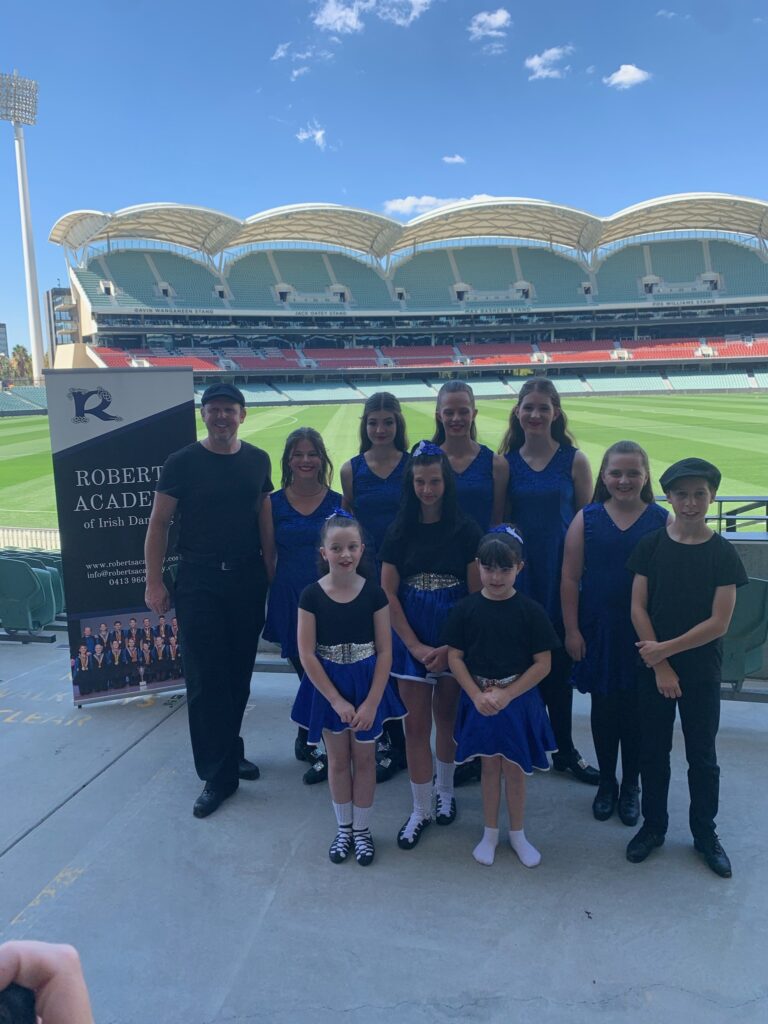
[68,387,123,423]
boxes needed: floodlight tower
[0,70,44,382]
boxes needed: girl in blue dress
[381,442,482,850]
[292,511,404,866]
[444,528,558,868]
[431,380,509,533]
[499,377,599,785]
[340,391,410,782]
[261,427,342,782]
[561,440,669,824]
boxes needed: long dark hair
[280,427,333,489]
[359,391,409,453]
[388,445,459,544]
[431,380,478,445]
[498,377,576,453]
[592,440,655,504]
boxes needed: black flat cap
[659,458,721,493]
[201,383,246,406]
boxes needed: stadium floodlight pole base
[13,122,45,383]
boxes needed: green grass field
[1,394,766,530]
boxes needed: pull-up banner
[45,368,196,706]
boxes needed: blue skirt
[454,687,557,774]
[391,582,466,683]
[291,654,407,744]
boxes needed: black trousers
[540,646,576,761]
[174,561,267,791]
[590,687,640,787]
[637,665,720,840]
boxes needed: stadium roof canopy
[50,193,768,259]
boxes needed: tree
[10,344,32,380]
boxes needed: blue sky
[1,0,768,351]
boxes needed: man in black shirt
[626,458,747,877]
[145,383,272,819]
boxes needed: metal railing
[655,495,768,537]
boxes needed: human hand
[424,645,448,674]
[654,665,681,699]
[351,700,376,732]
[635,639,668,668]
[144,581,171,615]
[0,941,94,1024]
[409,643,434,667]
[331,697,356,723]
[473,690,502,716]
[565,630,586,662]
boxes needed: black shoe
[294,735,314,763]
[329,826,353,864]
[302,750,328,785]
[454,758,482,787]
[375,737,404,783]
[193,782,237,819]
[435,793,457,825]
[238,757,260,781]
[552,751,600,786]
[397,814,431,850]
[592,781,618,821]
[694,835,732,878]
[618,784,640,827]
[626,825,665,863]
[353,828,375,866]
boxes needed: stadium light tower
[0,70,45,382]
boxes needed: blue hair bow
[411,440,444,458]
[325,507,355,522]
[489,524,523,544]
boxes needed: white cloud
[313,0,432,33]
[524,44,574,80]
[377,1,433,27]
[483,42,506,56]
[586,64,595,74]
[296,120,327,150]
[314,0,375,33]
[383,193,495,216]
[602,63,652,89]
[291,66,310,81]
[271,42,291,60]
[656,9,690,18]
[468,8,511,42]
[442,154,466,164]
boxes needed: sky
[1,0,768,351]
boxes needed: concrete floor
[1,640,766,1024]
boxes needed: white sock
[353,804,373,831]
[473,826,499,866]
[332,801,353,827]
[435,758,455,797]
[410,780,434,820]
[509,828,541,868]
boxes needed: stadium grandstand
[37,192,768,402]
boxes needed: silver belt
[316,641,376,664]
[475,673,519,692]
[403,573,462,591]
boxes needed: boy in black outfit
[625,458,747,877]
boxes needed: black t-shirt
[299,578,388,645]
[627,527,748,676]
[379,516,482,579]
[157,441,272,561]
[441,591,560,679]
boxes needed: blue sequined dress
[571,502,669,695]
[262,488,342,662]
[350,452,409,565]
[450,444,495,533]
[505,446,577,629]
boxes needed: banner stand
[45,367,197,706]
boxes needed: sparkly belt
[316,642,376,664]
[475,673,519,692]
[403,573,462,591]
